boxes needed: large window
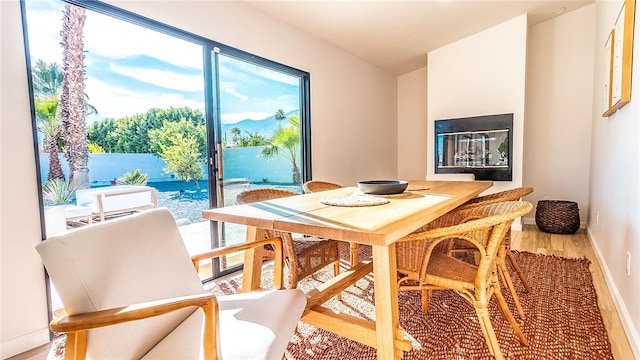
[22,0,311,320]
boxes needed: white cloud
[84,11,202,70]
[224,58,301,86]
[223,87,249,101]
[24,7,65,64]
[109,64,204,92]
[85,77,203,122]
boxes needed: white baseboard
[0,328,50,359]
[586,225,640,359]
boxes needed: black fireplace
[434,113,513,181]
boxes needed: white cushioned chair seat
[36,208,306,360]
[142,290,306,360]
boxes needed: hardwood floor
[8,225,635,359]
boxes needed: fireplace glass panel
[437,129,509,169]
[434,113,513,181]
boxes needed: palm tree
[274,109,286,129]
[32,60,64,97]
[32,61,65,181]
[259,115,301,184]
[35,96,65,181]
[230,127,241,145]
[60,3,89,188]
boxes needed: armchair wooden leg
[504,233,531,292]
[420,289,431,313]
[474,306,504,360]
[65,330,88,360]
[497,236,526,320]
[497,261,526,320]
[494,288,528,346]
[506,249,532,292]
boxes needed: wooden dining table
[202,179,492,359]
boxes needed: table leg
[350,242,360,267]
[241,226,265,292]
[372,243,404,359]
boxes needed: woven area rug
[208,243,614,360]
[47,243,614,359]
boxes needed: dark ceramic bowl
[357,180,409,195]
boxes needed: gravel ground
[151,180,301,225]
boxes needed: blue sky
[24,0,301,125]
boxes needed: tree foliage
[33,61,66,181]
[259,112,302,184]
[87,107,205,154]
[149,118,206,185]
[156,134,205,186]
[32,56,98,183]
[32,60,64,97]
[237,131,271,147]
[87,142,105,153]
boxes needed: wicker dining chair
[396,201,533,360]
[236,188,342,297]
[302,180,343,194]
[452,186,534,319]
[302,180,363,267]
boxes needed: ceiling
[244,0,594,75]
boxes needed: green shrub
[42,179,76,204]
[116,169,148,185]
[87,142,105,153]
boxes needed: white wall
[426,15,528,195]
[397,66,428,180]
[524,5,595,226]
[588,0,640,355]
[0,0,398,357]
[1,2,51,357]
[398,3,639,355]
[99,0,399,188]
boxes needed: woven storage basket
[535,200,580,234]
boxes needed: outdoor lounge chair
[75,185,157,221]
[35,207,306,360]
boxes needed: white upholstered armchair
[35,207,306,360]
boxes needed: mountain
[220,109,299,141]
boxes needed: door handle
[216,143,224,181]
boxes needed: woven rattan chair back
[453,186,534,319]
[302,180,343,194]
[235,188,342,293]
[396,201,533,360]
[300,180,362,266]
[235,188,298,204]
[458,186,534,210]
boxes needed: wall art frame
[603,30,616,116]
[603,0,636,117]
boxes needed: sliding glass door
[22,0,311,322]
[208,49,308,273]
